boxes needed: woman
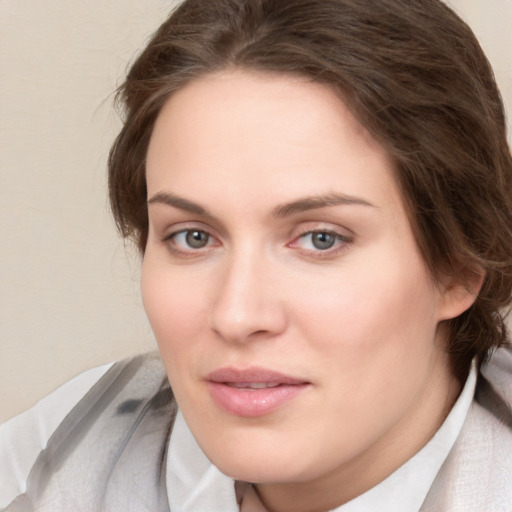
[1,0,512,510]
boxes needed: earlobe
[438,268,485,321]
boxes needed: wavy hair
[108,0,512,380]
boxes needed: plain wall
[1,0,511,423]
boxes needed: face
[142,70,469,508]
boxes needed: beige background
[1,0,511,423]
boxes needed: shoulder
[422,345,512,511]
[0,361,113,508]
[479,343,512,416]
[0,353,172,510]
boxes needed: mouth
[206,367,311,417]
[224,382,282,389]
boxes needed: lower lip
[207,382,309,417]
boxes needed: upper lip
[206,367,309,385]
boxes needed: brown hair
[108,0,512,380]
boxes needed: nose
[209,250,287,344]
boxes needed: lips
[206,367,310,417]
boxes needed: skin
[142,70,479,512]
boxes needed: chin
[202,438,316,484]
[216,459,298,485]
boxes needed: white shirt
[0,361,477,511]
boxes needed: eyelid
[291,229,351,247]
[161,223,221,256]
[160,220,218,241]
[289,221,354,241]
[287,224,354,258]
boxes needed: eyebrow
[272,193,375,218]
[148,192,211,216]
[147,191,375,218]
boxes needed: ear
[437,266,485,321]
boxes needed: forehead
[146,69,401,216]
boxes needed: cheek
[140,258,215,417]
[140,256,208,359]
[289,250,440,378]
[292,262,442,430]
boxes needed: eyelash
[162,227,353,259]
[288,230,352,259]
[162,228,219,257]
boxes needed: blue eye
[298,231,348,251]
[310,232,336,250]
[173,230,211,249]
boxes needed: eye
[292,230,351,253]
[308,232,337,250]
[170,229,214,250]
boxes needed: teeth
[227,382,281,389]
[249,382,279,389]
